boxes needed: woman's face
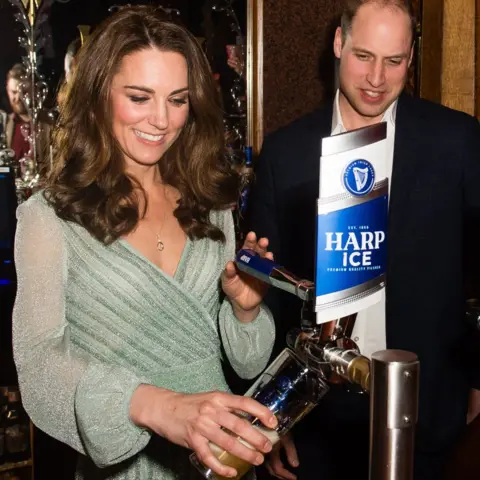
[110,47,189,168]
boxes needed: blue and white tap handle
[235,249,314,302]
[315,123,388,324]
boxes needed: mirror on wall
[0,0,254,232]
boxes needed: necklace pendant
[156,234,165,252]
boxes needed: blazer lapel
[389,94,419,223]
[308,102,334,193]
[318,101,335,158]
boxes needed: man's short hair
[6,63,27,83]
[341,0,417,45]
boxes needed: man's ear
[408,43,414,67]
[334,26,343,60]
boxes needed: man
[64,38,81,85]
[248,1,480,479]
[0,63,51,178]
[56,38,82,110]
[2,64,32,162]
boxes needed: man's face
[6,78,28,116]
[334,3,414,125]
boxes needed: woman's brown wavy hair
[44,5,240,244]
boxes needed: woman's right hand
[129,384,278,478]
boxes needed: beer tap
[235,249,371,392]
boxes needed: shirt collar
[331,89,397,134]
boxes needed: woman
[12,6,276,479]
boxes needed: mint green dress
[12,193,275,479]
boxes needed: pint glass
[190,348,329,479]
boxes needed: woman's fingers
[265,251,274,261]
[190,392,279,476]
[226,394,277,431]
[193,438,238,478]
[223,261,237,280]
[216,410,273,454]
[242,231,257,249]
[204,423,265,467]
[242,232,270,256]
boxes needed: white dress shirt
[330,90,397,358]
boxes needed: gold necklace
[144,209,168,251]
[144,185,171,251]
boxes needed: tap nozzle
[322,345,371,392]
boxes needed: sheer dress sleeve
[218,209,275,379]
[12,196,152,467]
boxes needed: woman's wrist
[232,303,261,324]
[129,384,178,431]
[129,384,156,428]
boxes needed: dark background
[0,0,246,113]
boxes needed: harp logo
[343,159,375,196]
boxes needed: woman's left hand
[222,231,273,323]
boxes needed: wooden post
[441,0,476,115]
[246,0,264,156]
[419,0,444,103]
[476,0,480,117]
